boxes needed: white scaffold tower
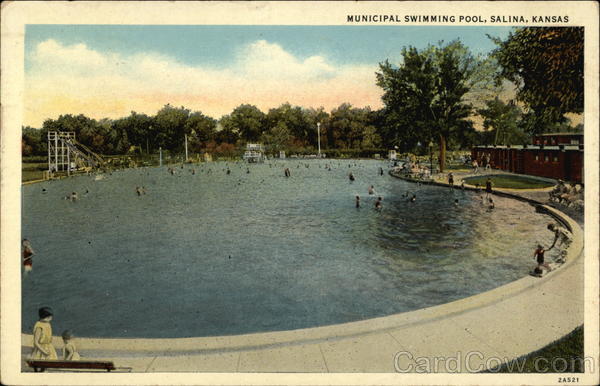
[243,143,265,163]
[48,131,104,176]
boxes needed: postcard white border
[2,1,598,385]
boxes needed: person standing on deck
[533,244,552,273]
[30,307,58,360]
[485,177,493,199]
[547,223,573,263]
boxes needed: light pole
[428,141,434,176]
[317,122,321,157]
[184,133,189,162]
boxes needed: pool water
[22,160,555,338]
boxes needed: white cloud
[237,40,336,81]
[25,39,383,127]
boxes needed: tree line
[22,102,389,158]
[23,27,583,171]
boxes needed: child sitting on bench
[61,330,80,361]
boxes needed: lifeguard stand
[48,131,104,175]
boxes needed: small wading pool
[463,174,555,189]
[22,160,557,338]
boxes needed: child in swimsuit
[61,330,81,360]
[485,178,493,198]
[22,239,34,274]
[533,244,552,273]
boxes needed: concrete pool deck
[20,172,584,373]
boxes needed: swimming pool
[22,160,556,338]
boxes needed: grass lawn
[491,325,584,373]
[22,160,47,182]
[464,174,555,189]
[22,170,45,182]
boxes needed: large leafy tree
[490,27,583,133]
[265,103,312,146]
[42,114,105,151]
[260,122,293,152]
[112,111,153,153]
[377,40,485,171]
[22,126,47,156]
[328,103,376,149]
[185,111,217,151]
[220,104,266,143]
[213,125,239,145]
[477,98,526,145]
[152,104,191,151]
[376,48,436,152]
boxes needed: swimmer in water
[70,192,78,201]
[368,185,375,195]
[135,186,142,196]
[410,194,416,203]
[454,199,459,206]
[488,197,495,209]
[22,239,34,275]
[42,188,47,194]
[379,167,384,176]
[355,195,360,208]
[374,197,382,211]
[226,168,231,175]
[349,173,355,182]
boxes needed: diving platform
[243,143,265,163]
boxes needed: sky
[24,25,513,128]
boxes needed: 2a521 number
[558,377,579,383]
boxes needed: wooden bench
[26,359,127,372]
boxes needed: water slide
[63,139,105,168]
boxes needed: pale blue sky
[25,25,513,70]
